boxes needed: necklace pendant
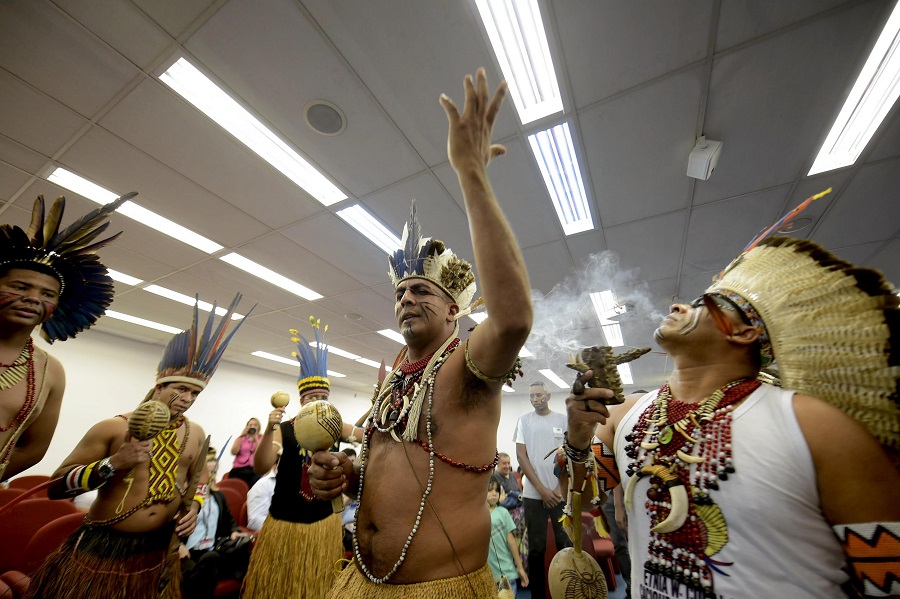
[658,426,674,445]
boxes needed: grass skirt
[24,523,180,599]
[242,513,343,599]
[327,562,496,598]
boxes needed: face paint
[0,292,22,311]
[678,307,704,336]
[40,300,57,322]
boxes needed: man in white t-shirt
[514,381,570,599]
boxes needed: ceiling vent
[304,100,346,136]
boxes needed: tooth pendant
[640,441,659,450]
[676,449,704,464]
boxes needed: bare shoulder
[792,394,894,467]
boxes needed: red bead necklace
[0,339,37,433]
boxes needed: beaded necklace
[623,378,760,598]
[372,337,460,442]
[354,339,458,584]
[0,339,35,433]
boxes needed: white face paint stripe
[678,307,703,336]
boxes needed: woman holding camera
[229,417,263,489]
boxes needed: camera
[248,427,257,435]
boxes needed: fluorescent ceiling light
[355,358,382,369]
[808,2,900,175]
[310,341,360,361]
[252,350,345,377]
[528,123,593,235]
[336,205,402,255]
[220,253,322,301]
[502,385,514,392]
[617,363,634,385]
[377,329,406,344]
[107,269,143,286]
[475,0,563,124]
[518,347,533,358]
[469,313,488,324]
[160,58,346,206]
[591,290,625,347]
[144,285,244,320]
[105,310,182,334]
[539,368,569,390]
[48,167,224,254]
[601,324,624,347]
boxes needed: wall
[19,330,545,478]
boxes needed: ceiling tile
[330,288,398,331]
[279,212,389,288]
[60,126,271,247]
[565,229,609,270]
[100,79,325,229]
[682,185,788,276]
[556,1,713,106]
[301,0,517,165]
[0,135,52,178]
[810,159,900,248]
[434,138,563,247]
[579,68,702,226]
[52,0,173,68]
[184,0,426,198]
[521,240,575,294]
[715,0,849,51]
[866,109,900,163]
[0,1,140,116]
[864,238,900,285]
[694,1,885,204]
[131,0,219,38]
[0,163,31,202]
[605,210,688,281]
[0,70,88,158]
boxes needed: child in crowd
[487,479,529,595]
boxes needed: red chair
[238,502,249,529]
[217,478,249,500]
[0,489,24,508]
[6,476,51,499]
[0,499,80,573]
[22,512,85,574]
[217,488,244,527]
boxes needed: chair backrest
[238,502,248,529]
[217,488,244,526]
[23,512,86,574]
[0,488,24,507]
[6,475,52,498]
[216,478,249,499]
[0,498,80,573]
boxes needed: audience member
[487,479,528,595]
[229,417,263,489]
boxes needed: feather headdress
[705,191,899,451]
[388,201,476,318]
[0,193,132,342]
[156,293,252,389]
[291,316,330,398]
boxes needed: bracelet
[192,494,205,509]
[562,433,592,464]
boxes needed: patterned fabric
[834,522,900,597]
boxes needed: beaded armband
[192,494,205,509]
[464,340,524,387]
[833,522,900,597]
[562,432,592,463]
[63,461,106,496]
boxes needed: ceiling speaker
[304,100,346,136]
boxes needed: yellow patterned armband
[464,339,524,387]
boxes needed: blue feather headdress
[156,293,253,389]
[0,193,132,342]
[291,316,330,398]
[387,201,477,318]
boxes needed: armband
[833,522,900,597]
[464,340,524,387]
[63,460,107,496]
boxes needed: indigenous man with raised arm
[26,295,249,599]
[563,235,900,599]
[0,193,127,481]
[309,68,532,597]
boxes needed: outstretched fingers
[439,93,460,125]
[485,80,508,127]
[463,73,477,118]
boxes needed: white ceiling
[1,0,898,394]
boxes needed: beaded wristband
[464,340,524,386]
[562,432,592,464]
[192,494,205,509]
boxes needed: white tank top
[614,384,847,599]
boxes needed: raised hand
[439,68,508,173]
